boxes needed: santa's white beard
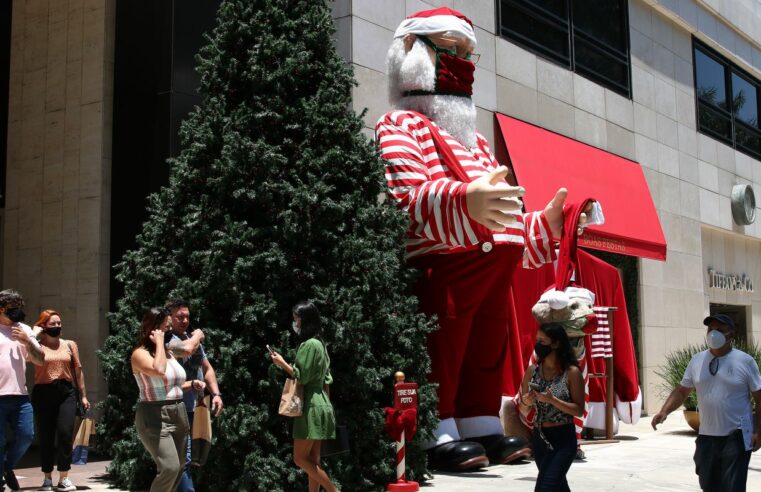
[387,38,478,148]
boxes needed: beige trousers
[135,400,189,492]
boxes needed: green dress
[291,338,336,440]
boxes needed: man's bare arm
[166,329,205,358]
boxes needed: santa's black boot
[468,434,532,464]
[426,441,490,471]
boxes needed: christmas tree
[97,1,438,490]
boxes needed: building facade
[336,0,761,413]
[2,0,761,414]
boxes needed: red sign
[393,383,418,410]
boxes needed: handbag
[191,394,212,466]
[66,341,86,418]
[278,378,303,417]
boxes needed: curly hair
[0,289,24,309]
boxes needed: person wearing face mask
[0,289,44,492]
[519,323,584,492]
[652,314,761,492]
[270,302,339,492]
[132,307,194,492]
[30,309,90,491]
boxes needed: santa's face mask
[405,35,475,98]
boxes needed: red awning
[496,114,667,261]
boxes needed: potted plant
[656,339,761,432]
[656,343,703,431]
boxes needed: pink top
[0,323,40,396]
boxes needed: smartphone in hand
[528,382,542,392]
[266,344,275,356]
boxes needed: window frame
[496,0,632,99]
[692,38,761,161]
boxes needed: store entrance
[709,303,748,343]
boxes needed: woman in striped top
[131,307,200,492]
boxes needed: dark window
[497,0,631,98]
[694,39,761,160]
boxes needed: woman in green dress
[271,302,340,492]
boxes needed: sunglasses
[709,356,719,376]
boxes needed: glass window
[573,0,627,49]
[498,0,631,98]
[694,39,761,160]
[499,0,570,65]
[695,49,727,110]
[731,72,758,127]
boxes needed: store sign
[707,268,754,292]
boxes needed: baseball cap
[703,314,735,330]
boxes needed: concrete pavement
[9,412,760,491]
[426,412,761,491]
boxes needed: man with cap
[652,314,761,491]
[376,7,576,471]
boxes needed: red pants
[413,245,523,420]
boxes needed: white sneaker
[56,478,76,492]
[39,478,54,491]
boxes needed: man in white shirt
[0,289,44,491]
[652,314,761,492]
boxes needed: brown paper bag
[72,417,94,464]
[191,395,212,466]
[278,378,303,417]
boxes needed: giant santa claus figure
[375,8,579,471]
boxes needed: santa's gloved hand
[465,166,524,231]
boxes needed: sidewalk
[426,412,761,491]
[9,413,760,491]
[12,458,123,492]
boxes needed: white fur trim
[422,417,460,449]
[394,14,477,46]
[584,402,619,434]
[614,386,642,425]
[587,201,605,226]
[457,416,504,439]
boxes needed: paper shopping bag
[191,395,212,466]
[72,417,94,465]
[278,378,303,417]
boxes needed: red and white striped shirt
[590,307,613,358]
[376,110,553,264]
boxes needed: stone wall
[5,0,114,403]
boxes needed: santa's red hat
[393,7,477,46]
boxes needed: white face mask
[706,330,726,350]
[292,321,301,336]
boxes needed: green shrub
[655,343,704,411]
[656,339,761,412]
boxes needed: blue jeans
[177,411,195,492]
[0,396,35,488]
[532,423,577,492]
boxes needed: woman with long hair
[131,307,200,492]
[31,309,90,492]
[270,301,339,492]
[520,323,585,492]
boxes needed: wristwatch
[212,393,222,397]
